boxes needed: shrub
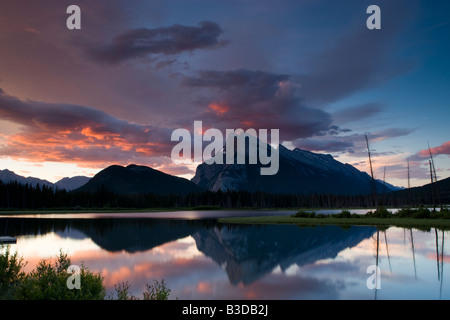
[109,280,171,300]
[366,207,392,218]
[293,211,316,218]
[395,208,414,218]
[110,281,138,300]
[13,250,105,300]
[412,207,431,219]
[395,207,432,219]
[434,208,450,219]
[143,279,171,300]
[1,249,171,300]
[0,246,26,299]
[337,210,352,218]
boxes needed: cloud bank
[90,21,227,64]
[0,88,174,167]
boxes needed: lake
[1,211,449,300]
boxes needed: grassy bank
[219,207,450,229]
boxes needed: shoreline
[218,215,450,229]
[2,207,450,229]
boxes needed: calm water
[1,211,449,300]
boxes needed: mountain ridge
[0,169,90,191]
[191,144,396,195]
[74,164,203,195]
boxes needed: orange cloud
[0,88,176,169]
[196,281,213,294]
[208,103,229,116]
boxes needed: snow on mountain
[192,143,394,195]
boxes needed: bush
[395,208,414,218]
[109,280,171,300]
[0,246,26,299]
[412,207,431,219]
[366,207,392,218]
[12,250,105,300]
[395,207,433,219]
[143,279,171,300]
[110,281,138,300]
[293,211,316,218]
[434,208,450,219]
[334,210,352,218]
[1,249,172,300]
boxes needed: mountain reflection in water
[2,216,448,299]
[3,217,373,285]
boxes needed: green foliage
[110,281,138,300]
[395,207,435,219]
[0,246,26,299]
[293,210,316,218]
[0,249,105,300]
[333,210,352,218]
[395,207,414,218]
[143,279,171,300]
[366,207,392,218]
[109,279,171,300]
[1,248,172,300]
[434,208,450,219]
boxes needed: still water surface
[1,211,449,300]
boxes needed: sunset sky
[0,0,449,187]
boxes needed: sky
[0,0,449,187]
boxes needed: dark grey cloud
[368,128,415,142]
[181,69,333,141]
[90,21,227,64]
[183,69,289,91]
[294,138,355,153]
[293,127,415,155]
[333,103,384,124]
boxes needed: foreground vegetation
[219,207,450,229]
[0,248,171,300]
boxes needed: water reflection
[1,216,449,299]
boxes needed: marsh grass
[219,207,450,229]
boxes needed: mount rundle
[192,142,392,195]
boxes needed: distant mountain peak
[0,169,90,191]
[0,169,55,189]
[55,176,91,191]
[75,164,203,195]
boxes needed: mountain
[75,164,203,195]
[191,143,391,195]
[0,169,55,189]
[377,179,404,192]
[0,169,91,191]
[391,176,450,204]
[55,176,91,191]
[193,224,375,285]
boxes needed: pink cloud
[418,141,450,158]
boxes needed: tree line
[0,180,445,210]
